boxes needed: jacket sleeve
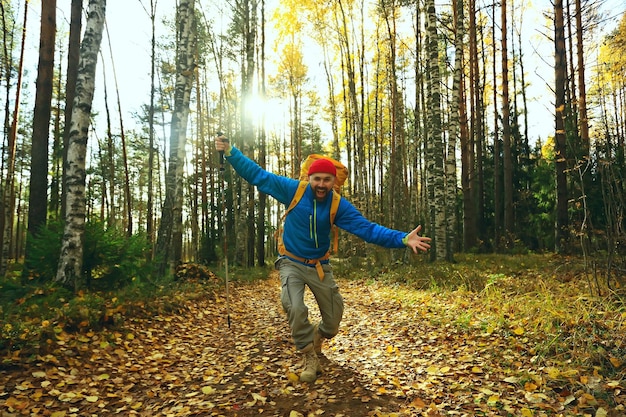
[334,198,407,249]
[225,145,297,205]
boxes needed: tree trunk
[517,23,530,157]
[155,0,196,275]
[55,0,106,289]
[256,0,267,267]
[102,25,133,236]
[62,0,83,220]
[382,0,408,231]
[464,0,478,251]
[0,0,28,277]
[50,47,62,221]
[446,0,463,260]
[336,0,361,200]
[414,7,429,243]
[501,0,514,244]
[24,0,56,278]
[102,75,116,226]
[477,23,486,247]
[575,0,590,156]
[147,0,157,257]
[554,0,569,252]
[425,0,447,261]
[492,2,502,249]
[241,0,256,267]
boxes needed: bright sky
[18,0,626,146]
[525,0,625,142]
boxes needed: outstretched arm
[403,225,431,253]
[214,134,297,205]
[334,199,431,251]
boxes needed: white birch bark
[155,0,195,275]
[445,0,464,261]
[425,0,447,261]
[55,0,106,288]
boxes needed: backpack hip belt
[281,249,329,280]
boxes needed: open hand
[405,225,431,253]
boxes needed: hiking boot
[313,323,323,355]
[300,343,321,383]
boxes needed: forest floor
[1,266,626,417]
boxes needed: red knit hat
[307,158,337,176]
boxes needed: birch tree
[56,0,107,289]
[61,0,83,219]
[424,0,447,261]
[446,0,464,259]
[155,0,196,275]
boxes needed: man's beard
[314,187,330,201]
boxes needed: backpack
[276,155,348,278]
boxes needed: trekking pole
[217,131,231,328]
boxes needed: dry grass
[344,252,626,379]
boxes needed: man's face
[309,173,336,201]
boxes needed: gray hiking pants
[275,257,344,351]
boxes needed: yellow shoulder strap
[330,192,341,253]
[276,181,309,256]
[284,181,309,218]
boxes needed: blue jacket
[226,146,407,261]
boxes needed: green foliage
[26,220,155,290]
[82,223,154,290]
[199,232,219,264]
[59,292,108,331]
[0,279,74,356]
[527,141,557,251]
[24,221,64,281]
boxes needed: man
[215,135,431,382]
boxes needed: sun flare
[243,94,289,130]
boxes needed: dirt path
[1,273,624,416]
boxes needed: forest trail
[1,271,624,416]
